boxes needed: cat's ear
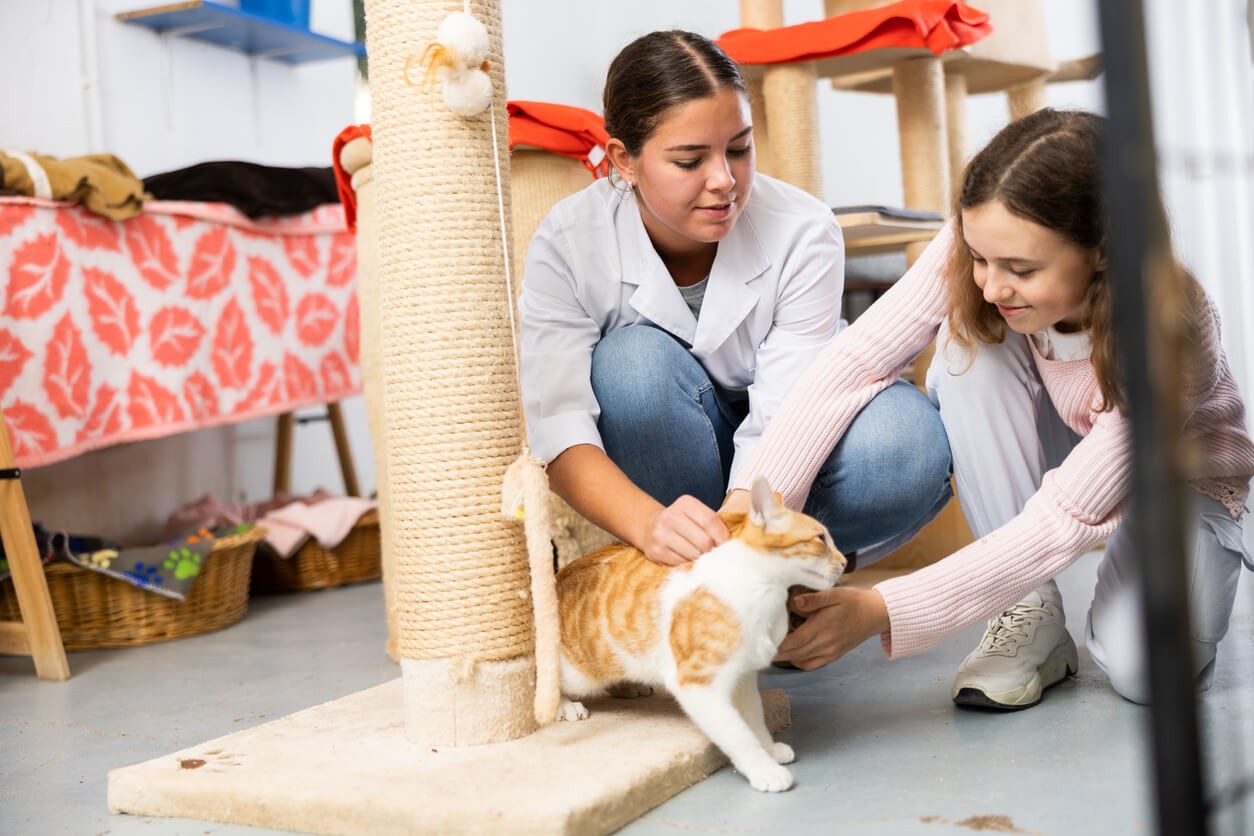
[749,476,789,533]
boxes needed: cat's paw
[606,682,654,699]
[558,699,589,722]
[745,761,794,793]
[770,742,795,764]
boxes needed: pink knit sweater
[733,224,1254,659]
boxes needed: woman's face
[617,88,755,259]
[963,199,1102,335]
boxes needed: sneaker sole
[952,633,1080,711]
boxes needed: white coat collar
[616,192,769,352]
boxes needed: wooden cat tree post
[739,0,822,197]
[365,0,536,745]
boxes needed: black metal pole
[1096,2,1208,834]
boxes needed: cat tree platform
[108,678,791,834]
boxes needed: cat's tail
[503,450,561,725]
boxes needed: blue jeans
[591,325,953,559]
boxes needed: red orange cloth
[331,123,372,232]
[717,0,992,65]
[331,103,609,230]
[506,100,610,178]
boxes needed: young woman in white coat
[519,29,952,566]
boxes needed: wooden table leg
[0,418,69,680]
[274,411,295,497]
[326,402,360,498]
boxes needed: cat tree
[106,2,787,831]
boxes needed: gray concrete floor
[2,551,1251,835]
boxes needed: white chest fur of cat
[554,477,847,792]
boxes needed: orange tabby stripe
[669,587,741,688]
[557,549,626,681]
[604,550,666,657]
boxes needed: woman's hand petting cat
[641,495,728,566]
[773,586,891,670]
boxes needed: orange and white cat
[555,477,847,792]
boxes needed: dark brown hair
[602,30,746,157]
[944,108,1127,412]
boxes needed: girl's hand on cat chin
[641,495,729,566]
[773,587,890,671]
[719,489,750,516]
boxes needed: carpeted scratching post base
[400,657,538,745]
[107,680,790,835]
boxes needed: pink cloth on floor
[163,489,336,540]
[260,496,377,559]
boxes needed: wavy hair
[944,109,1131,412]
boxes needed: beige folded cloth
[1,149,149,219]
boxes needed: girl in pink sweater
[726,109,1254,708]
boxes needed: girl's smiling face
[963,199,1103,335]
[614,88,755,259]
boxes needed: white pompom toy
[415,12,493,117]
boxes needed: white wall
[2,0,358,170]
[501,0,1105,208]
[1,0,1248,545]
[1144,0,1254,403]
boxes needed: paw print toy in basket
[0,523,265,649]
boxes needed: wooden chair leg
[326,402,360,497]
[0,419,69,680]
[274,411,295,496]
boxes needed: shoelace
[978,602,1053,657]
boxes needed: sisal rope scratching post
[762,62,822,198]
[944,72,969,205]
[368,0,537,745]
[1007,79,1048,121]
[337,137,402,661]
[738,0,780,181]
[509,149,595,293]
[892,57,950,248]
[735,0,822,197]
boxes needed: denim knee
[805,381,953,552]
[589,325,730,506]
[589,325,697,406]
[838,381,951,515]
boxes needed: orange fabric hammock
[717,0,992,66]
[507,100,610,179]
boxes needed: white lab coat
[519,173,845,484]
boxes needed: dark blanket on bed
[143,160,339,219]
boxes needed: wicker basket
[250,509,381,593]
[0,526,264,650]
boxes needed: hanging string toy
[409,11,493,117]
[407,7,561,727]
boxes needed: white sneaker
[951,588,1079,710]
